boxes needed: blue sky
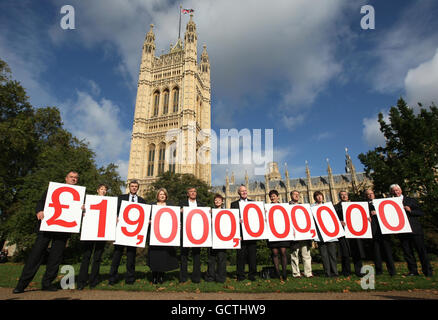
[1,0,438,186]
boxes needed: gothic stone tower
[127,15,212,195]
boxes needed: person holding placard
[77,184,109,290]
[205,194,227,283]
[365,188,396,276]
[109,180,146,285]
[312,191,338,278]
[147,188,179,284]
[334,191,365,277]
[231,185,258,281]
[267,190,289,280]
[289,190,313,278]
[179,187,205,283]
[389,184,433,277]
[13,171,80,294]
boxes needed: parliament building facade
[126,16,372,201]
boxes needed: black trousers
[338,237,363,276]
[109,245,136,283]
[372,233,396,275]
[17,231,68,289]
[180,247,201,282]
[399,233,433,276]
[206,248,227,283]
[236,240,257,279]
[319,242,338,277]
[78,241,106,286]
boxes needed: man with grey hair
[389,184,433,277]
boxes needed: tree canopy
[358,98,438,253]
[0,58,124,259]
[143,171,215,207]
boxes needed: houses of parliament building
[126,15,373,202]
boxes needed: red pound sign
[47,186,80,228]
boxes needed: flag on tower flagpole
[182,8,194,14]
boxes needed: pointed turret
[345,147,358,192]
[305,160,313,203]
[143,24,156,57]
[184,14,197,57]
[327,158,336,202]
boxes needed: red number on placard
[316,206,340,237]
[215,210,237,242]
[90,199,108,238]
[290,205,312,234]
[121,204,145,245]
[186,209,209,245]
[378,200,405,231]
[243,203,265,237]
[345,204,368,236]
[47,186,80,228]
[154,207,178,243]
[268,205,290,239]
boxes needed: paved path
[1,287,438,300]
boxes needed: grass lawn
[1,261,437,293]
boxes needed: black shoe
[159,276,164,284]
[108,280,116,286]
[248,275,256,281]
[407,273,419,276]
[125,280,135,285]
[42,285,58,292]
[192,279,200,284]
[13,287,25,294]
[77,284,85,290]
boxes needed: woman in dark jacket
[147,188,179,284]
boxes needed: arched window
[163,89,169,114]
[147,144,155,176]
[172,87,179,113]
[153,90,160,116]
[158,143,166,174]
[168,141,177,173]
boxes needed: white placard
[239,201,268,240]
[290,203,318,240]
[149,205,181,247]
[265,203,295,242]
[341,202,372,239]
[80,195,118,241]
[182,207,212,247]
[40,182,86,233]
[114,201,151,247]
[212,208,241,249]
[311,202,345,242]
[373,197,412,234]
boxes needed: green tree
[358,98,438,255]
[0,58,124,261]
[144,171,215,206]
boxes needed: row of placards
[40,182,412,249]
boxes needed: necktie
[131,195,135,202]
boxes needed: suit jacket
[402,196,424,235]
[117,193,147,216]
[230,198,252,209]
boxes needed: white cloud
[47,0,352,114]
[281,114,307,132]
[368,0,438,93]
[405,48,438,107]
[59,91,132,167]
[362,112,388,147]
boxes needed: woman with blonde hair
[147,188,179,284]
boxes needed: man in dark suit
[109,180,146,285]
[231,185,258,281]
[179,187,204,283]
[365,188,396,276]
[390,184,433,277]
[334,190,365,277]
[13,171,80,294]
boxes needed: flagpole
[178,5,182,39]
